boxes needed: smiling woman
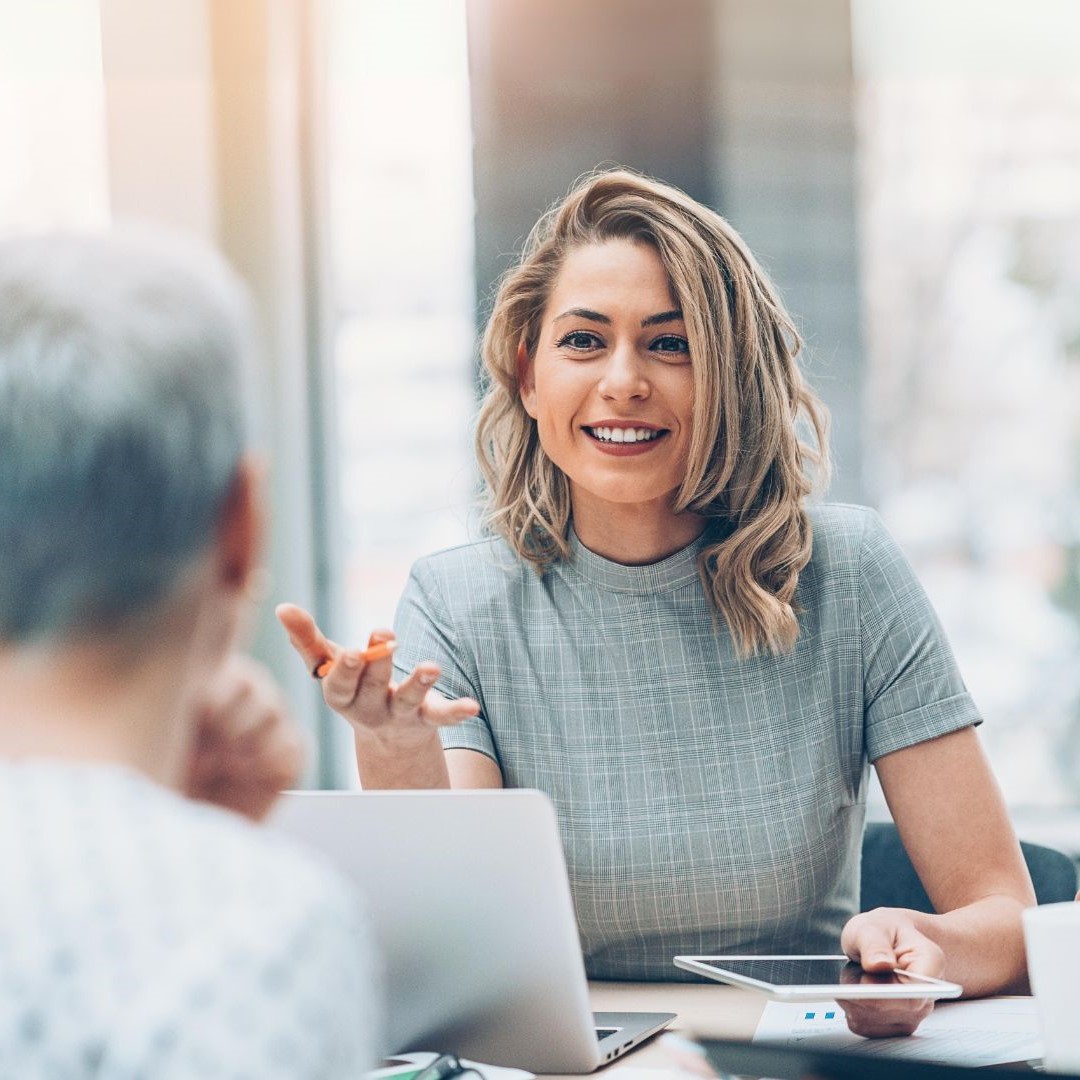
[476,170,829,652]
[278,168,1036,1040]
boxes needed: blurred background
[2,0,1079,847]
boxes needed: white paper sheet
[753,996,1043,1067]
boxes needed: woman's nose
[597,345,650,401]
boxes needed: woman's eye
[651,334,690,358]
[556,330,603,351]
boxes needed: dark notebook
[700,1037,1068,1079]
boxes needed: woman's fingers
[321,647,368,712]
[422,687,481,726]
[391,666,481,727]
[275,606,479,734]
[838,909,944,1037]
[275,603,337,675]
[840,999,933,1038]
[840,983,935,1038]
[391,663,442,716]
[350,639,401,721]
[844,921,898,972]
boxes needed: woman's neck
[570,498,707,565]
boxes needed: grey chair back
[860,821,1078,912]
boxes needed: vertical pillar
[467,0,715,324]
[98,0,333,781]
[711,0,863,502]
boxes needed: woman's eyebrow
[553,307,610,324]
[641,309,683,327]
[552,307,684,326]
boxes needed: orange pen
[312,639,397,679]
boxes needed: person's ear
[517,340,538,419]
[214,455,265,596]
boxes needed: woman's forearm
[353,728,451,789]
[913,895,1031,996]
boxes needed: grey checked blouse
[393,504,980,980]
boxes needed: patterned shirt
[0,761,379,1077]
[393,504,981,980]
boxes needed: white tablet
[672,955,963,1001]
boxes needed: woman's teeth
[587,427,660,444]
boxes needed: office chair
[860,821,1078,912]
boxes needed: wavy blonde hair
[475,168,830,656]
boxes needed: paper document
[753,996,1043,1068]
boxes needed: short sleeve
[860,511,982,761]
[393,559,499,764]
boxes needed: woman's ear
[517,340,538,418]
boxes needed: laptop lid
[268,789,671,1073]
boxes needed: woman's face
[520,239,696,529]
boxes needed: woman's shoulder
[410,533,524,578]
[400,535,552,636]
[808,501,880,537]
[805,502,896,576]
[406,533,540,607]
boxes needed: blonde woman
[280,169,1034,1037]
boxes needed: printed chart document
[753,997,1043,1068]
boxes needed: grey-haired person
[280,169,1034,1038]
[0,230,378,1076]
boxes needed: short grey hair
[0,228,255,643]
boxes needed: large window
[322,0,477,781]
[0,2,109,231]
[854,1,1080,811]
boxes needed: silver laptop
[269,789,674,1073]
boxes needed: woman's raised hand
[274,603,480,751]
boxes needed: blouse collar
[565,524,715,594]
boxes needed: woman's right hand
[275,603,480,750]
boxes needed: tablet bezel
[672,954,964,1000]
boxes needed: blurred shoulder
[20,765,368,937]
[168,792,362,925]
[0,764,377,1071]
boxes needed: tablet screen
[714,957,906,986]
[673,954,963,999]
